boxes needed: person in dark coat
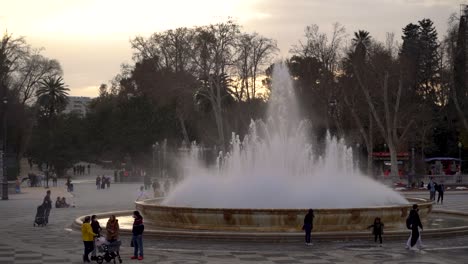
[367,217,384,246]
[91,215,102,236]
[302,209,314,246]
[406,204,423,250]
[437,183,445,204]
[131,211,144,260]
[96,176,101,190]
[42,190,52,223]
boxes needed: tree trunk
[367,111,374,177]
[178,115,190,144]
[388,141,399,180]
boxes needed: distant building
[63,96,92,116]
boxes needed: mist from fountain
[162,63,408,209]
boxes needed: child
[368,217,384,246]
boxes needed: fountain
[136,63,432,232]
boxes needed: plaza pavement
[1,173,468,263]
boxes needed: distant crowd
[74,164,91,175]
[96,175,112,190]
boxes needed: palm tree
[352,30,371,61]
[36,76,69,118]
[35,76,69,187]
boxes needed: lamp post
[2,96,8,200]
[152,143,158,179]
[458,142,462,174]
[410,147,415,188]
[356,143,360,171]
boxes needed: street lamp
[458,142,462,174]
[2,96,8,200]
[356,143,360,171]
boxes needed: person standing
[106,215,120,242]
[81,216,97,263]
[131,211,144,260]
[368,217,384,246]
[101,176,106,190]
[106,176,111,189]
[427,177,436,201]
[406,204,423,250]
[87,164,91,175]
[91,215,102,236]
[42,190,52,224]
[302,209,314,246]
[136,186,149,201]
[96,176,101,190]
[437,182,445,204]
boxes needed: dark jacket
[303,211,314,231]
[91,220,102,235]
[43,194,52,209]
[408,209,423,230]
[368,222,384,235]
[132,217,144,235]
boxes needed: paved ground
[1,171,468,264]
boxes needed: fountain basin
[136,198,432,232]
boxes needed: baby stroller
[33,204,49,227]
[92,236,122,264]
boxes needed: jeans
[303,224,312,243]
[83,241,94,261]
[429,191,435,201]
[132,235,143,257]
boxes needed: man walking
[437,182,445,204]
[42,190,52,224]
[406,204,423,250]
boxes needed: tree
[340,30,375,176]
[233,33,278,101]
[191,21,240,149]
[36,76,69,118]
[353,38,420,177]
[35,75,69,183]
[290,23,347,135]
[12,51,62,105]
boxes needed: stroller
[92,236,122,264]
[33,204,50,227]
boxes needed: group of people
[427,177,445,204]
[74,164,90,175]
[302,204,424,250]
[96,175,111,190]
[81,214,120,262]
[55,196,71,208]
[81,211,144,262]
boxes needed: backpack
[427,183,431,190]
[406,216,411,229]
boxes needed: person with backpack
[302,209,314,246]
[367,217,384,246]
[406,204,423,250]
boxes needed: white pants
[406,228,423,249]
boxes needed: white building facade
[63,96,92,116]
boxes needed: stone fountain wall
[136,198,432,232]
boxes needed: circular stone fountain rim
[136,197,429,212]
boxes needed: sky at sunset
[0,0,461,97]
